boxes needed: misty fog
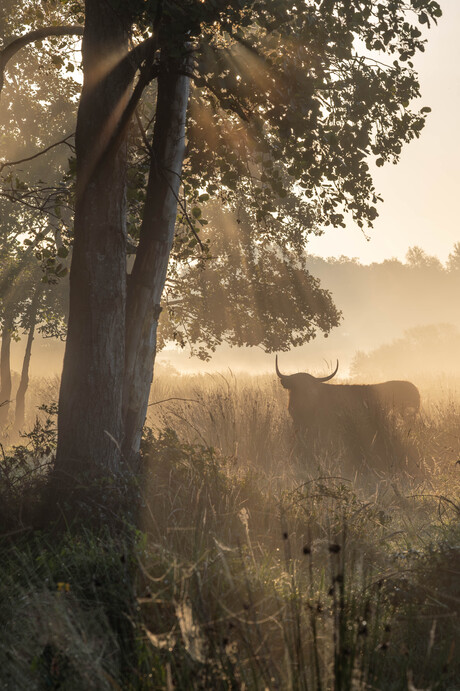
[14,242,460,394]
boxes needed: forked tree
[0,0,441,487]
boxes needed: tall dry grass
[0,370,459,689]
[147,370,460,486]
[148,371,291,467]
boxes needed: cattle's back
[317,381,420,416]
[283,377,420,430]
[372,380,420,413]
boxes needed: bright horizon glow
[305,0,460,265]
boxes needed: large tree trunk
[14,290,40,431]
[55,0,132,479]
[0,313,13,430]
[122,58,190,463]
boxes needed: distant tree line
[351,323,460,380]
[300,244,460,379]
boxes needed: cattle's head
[275,356,339,389]
[275,356,339,426]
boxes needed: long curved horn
[315,360,339,382]
[275,355,285,378]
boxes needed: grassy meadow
[0,370,459,689]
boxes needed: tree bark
[55,0,133,479]
[0,313,13,430]
[122,57,190,463]
[14,290,40,431]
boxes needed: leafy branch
[0,25,84,94]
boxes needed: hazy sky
[306,0,460,264]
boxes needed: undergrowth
[0,375,459,689]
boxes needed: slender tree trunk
[55,0,132,479]
[14,290,40,431]
[0,313,13,430]
[122,58,190,462]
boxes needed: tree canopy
[0,0,441,481]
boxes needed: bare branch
[0,191,67,224]
[0,25,84,94]
[0,134,75,173]
[147,397,202,407]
